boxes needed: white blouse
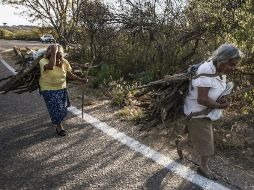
[184,60,227,117]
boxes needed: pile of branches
[134,72,191,131]
[0,47,43,94]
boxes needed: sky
[0,0,119,26]
[0,1,187,26]
[0,4,35,26]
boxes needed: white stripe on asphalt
[1,56,230,190]
[1,49,14,53]
[0,56,17,74]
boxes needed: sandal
[56,128,66,136]
[197,167,218,180]
[175,140,183,159]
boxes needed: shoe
[197,167,218,180]
[56,128,66,136]
[175,140,183,159]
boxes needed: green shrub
[106,78,138,107]
[241,90,254,114]
[90,64,121,88]
[14,29,40,40]
[109,78,129,107]
[0,29,14,39]
[0,28,40,41]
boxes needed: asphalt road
[0,39,49,51]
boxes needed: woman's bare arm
[197,87,229,109]
[67,71,88,83]
[44,45,58,70]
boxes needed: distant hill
[0,26,53,41]
[0,25,55,41]
[0,25,38,30]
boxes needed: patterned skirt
[41,89,70,125]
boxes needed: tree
[77,0,117,63]
[110,0,200,76]
[3,0,82,48]
[186,0,254,61]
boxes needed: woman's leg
[200,156,211,174]
[198,155,217,180]
[176,125,190,158]
[55,122,66,136]
[56,122,64,131]
[41,90,68,134]
[176,136,190,159]
[188,118,216,179]
[56,89,70,132]
[177,136,190,149]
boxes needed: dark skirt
[41,89,70,125]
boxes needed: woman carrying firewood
[39,45,87,136]
[175,44,242,179]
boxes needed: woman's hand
[217,97,230,109]
[218,101,230,109]
[51,45,58,54]
[67,72,88,84]
[44,45,58,70]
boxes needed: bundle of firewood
[0,53,42,94]
[1,47,58,94]
[134,72,191,130]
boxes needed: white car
[40,34,55,43]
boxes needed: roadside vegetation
[0,27,54,41]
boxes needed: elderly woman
[39,45,86,136]
[176,44,241,179]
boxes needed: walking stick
[82,82,85,119]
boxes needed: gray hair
[211,44,242,64]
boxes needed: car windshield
[44,35,53,38]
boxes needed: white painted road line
[1,57,230,190]
[1,49,14,53]
[0,56,17,74]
